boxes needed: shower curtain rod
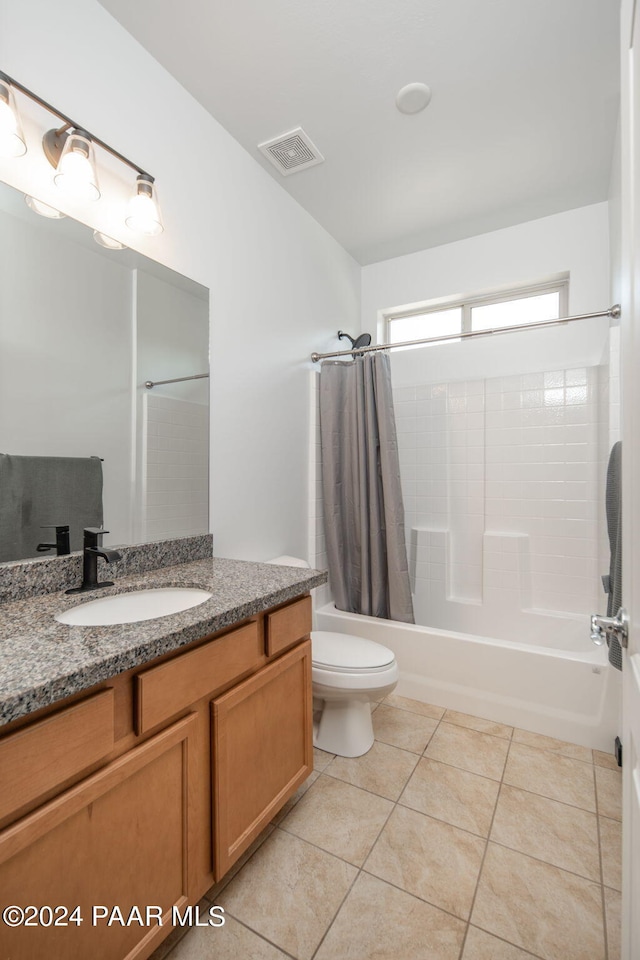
[144,373,209,389]
[310,304,621,363]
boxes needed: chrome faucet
[590,608,628,649]
[66,527,122,594]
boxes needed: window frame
[384,278,569,346]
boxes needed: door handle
[590,608,628,649]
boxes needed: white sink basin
[55,587,213,626]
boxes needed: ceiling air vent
[258,127,324,176]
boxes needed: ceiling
[98,0,620,265]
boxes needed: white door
[620,2,640,957]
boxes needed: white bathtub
[314,602,622,752]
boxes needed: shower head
[337,331,372,356]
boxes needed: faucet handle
[83,527,109,549]
[40,524,71,556]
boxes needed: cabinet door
[212,640,312,878]
[0,713,196,960]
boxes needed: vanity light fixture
[125,174,163,236]
[93,230,127,250]
[24,195,66,219]
[0,70,164,236]
[0,75,27,157]
[45,128,100,201]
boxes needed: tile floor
[152,695,623,960]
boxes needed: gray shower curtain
[319,353,414,623]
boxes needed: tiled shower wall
[141,393,209,543]
[394,366,606,637]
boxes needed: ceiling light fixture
[0,70,163,236]
[395,82,432,115]
[0,74,27,157]
[24,195,66,219]
[126,174,163,236]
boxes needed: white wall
[608,120,623,446]
[609,120,623,307]
[362,202,610,334]
[0,0,360,562]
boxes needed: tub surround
[0,533,215,605]
[0,555,326,725]
[316,603,620,752]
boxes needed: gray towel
[604,441,623,670]
[0,454,103,562]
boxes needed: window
[386,281,568,348]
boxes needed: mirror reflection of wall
[0,180,209,562]
[135,270,209,545]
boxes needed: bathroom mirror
[0,179,210,562]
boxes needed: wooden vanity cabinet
[212,639,312,877]
[0,593,312,960]
[0,714,196,960]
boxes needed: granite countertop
[0,557,327,727]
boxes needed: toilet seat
[311,631,398,692]
[311,630,395,670]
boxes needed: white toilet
[311,630,398,757]
[268,556,399,757]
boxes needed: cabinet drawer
[0,689,115,822]
[265,595,312,657]
[136,620,262,734]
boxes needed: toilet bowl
[266,556,399,757]
[311,630,398,757]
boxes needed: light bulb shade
[25,195,66,219]
[0,80,27,158]
[54,130,100,201]
[93,230,127,250]
[125,174,163,236]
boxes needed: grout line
[219,822,361,960]
[311,712,456,958]
[306,854,361,959]
[356,866,472,927]
[457,735,514,958]
[497,779,599,816]
[486,837,603,887]
[277,779,394,871]
[416,752,503,779]
[467,923,548,960]
[224,911,300,959]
